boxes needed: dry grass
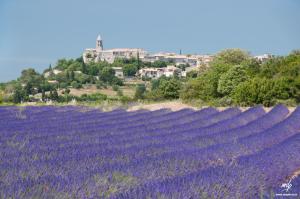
[127,101,197,111]
[127,101,298,113]
[66,85,135,97]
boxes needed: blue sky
[0,0,299,82]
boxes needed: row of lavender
[0,105,299,198]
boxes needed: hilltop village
[1,34,299,107]
[83,35,270,79]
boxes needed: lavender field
[1,105,300,199]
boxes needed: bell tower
[96,34,103,52]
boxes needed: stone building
[138,65,182,79]
[112,67,124,78]
[83,35,214,67]
[83,35,147,64]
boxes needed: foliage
[147,77,182,100]
[112,85,119,91]
[117,89,123,97]
[111,77,123,86]
[49,89,59,101]
[71,81,82,89]
[0,91,3,104]
[181,49,300,106]
[96,81,105,89]
[75,73,91,84]
[217,65,248,96]
[212,48,250,65]
[2,49,300,105]
[233,77,298,106]
[152,60,167,68]
[12,84,28,103]
[77,93,107,102]
[232,78,274,106]
[177,63,190,71]
[134,84,146,99]
[144,89,164,101]
[123,64,138,76]
[55,58,75,70]
[186,70,198,79]
[158,78,182,99]
[100,67,115,83]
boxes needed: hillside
[1,49,300,107]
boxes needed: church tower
[96,34,103,52]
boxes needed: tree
[123,64,138,76]
[180,78,202,100]
[75,73,91,84]
[76,56,84,63]
[137,52,141,69]
[65,88,71,94]
[232,77,276,106]
[241,58,261,77]
[66,71,70,80]
[19,68,43,85]
[56,59,73,70]
[112,85,119,91]
[100,67,115,83]
[86,61,109,76]
[213,49,250,65]
[70,71,75,81]
[159,78,181,99]
[135,84,146,99]
[18,68,45,95]
[52,89,59,101]
[217,65,248,96]
[55,72,69,84]
[186,70,198,79]
[152,60,167,68]
[49,89,59,101]
[71,81,82,89]
[180,68,221,101]
[111,77,124,86]
[82,63,87,74]
[151,79,161,91]
[68,62,83,71]
[0,91,3,104]
[12,85,27,103]
[177,63,190,71]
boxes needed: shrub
[232,78,275,106]
[158,78,181,99]
[112,85,119,91]
[78,93,107,102]
[71,81,82,89]
[0,92,3,104]
[135,84,146,99]
[59,82,68,89]
[96,81,105,89]
[111,77,124,86]
[117,89,123,97]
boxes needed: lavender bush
[0,105,299,199]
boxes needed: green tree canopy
[135,84,146,99]
[152,60,167,68]
[123,64,138,76]
[100,67,115,83]
[213,49,250,65]
[217,65,248,96]
[158,78,182,99]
